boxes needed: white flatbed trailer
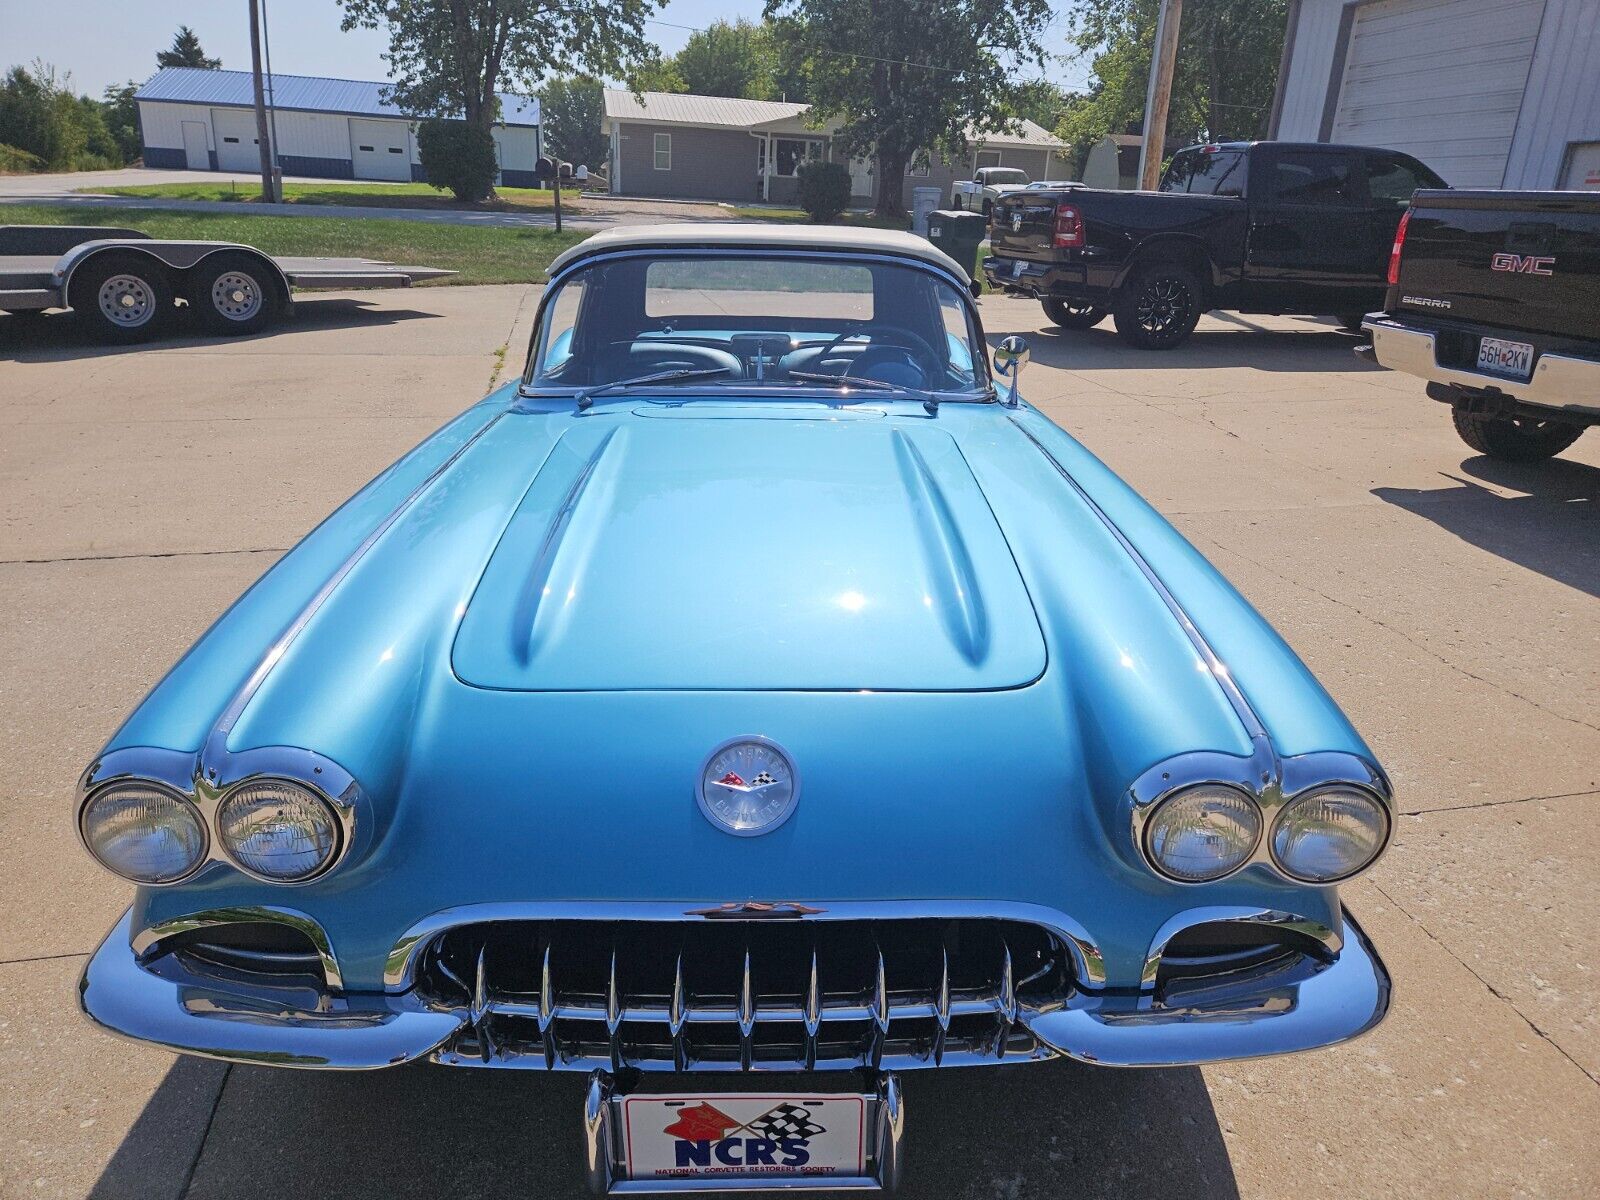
[0,225,454,342]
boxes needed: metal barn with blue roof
[134,66,542,186]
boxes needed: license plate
[1477,336,1534,381]
[1012,259,1026,277]
[620,1093,866,1185]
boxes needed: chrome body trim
[78,744,366,891]
[77,910,458,1070]
[81,905,1388,1072]
[1010,416,1395,884]
[518,246,991,397]
[382,899,1108,993]
[1365,314,1600,418]
[130,905,345,992]
[1139,905,1343,990]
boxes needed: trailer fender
[56,241,292,311]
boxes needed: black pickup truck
[983,140,1444,349]
[1364,189,1598,462]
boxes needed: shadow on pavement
[93,1056,1237,1200]
[1373,454,1600,598]
[0,297,442,362]
[986,311,1376,374]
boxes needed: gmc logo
[1491,252,1554,275]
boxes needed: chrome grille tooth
[803,948,821,1071]
[867,947,889,1069]
[996,940,1016,1060]
[606,949,624,1073]
[932,945,951,1067]
[738,948,755,1071]
[538,942,556,1070]
[669,952,688,1072]
[472,946,494,1063]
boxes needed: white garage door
[211,108,262,172]
[1330,0,1545,187]
[349,118,412,181]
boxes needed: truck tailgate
[988,193,1063,260]
[1395,189,1600,341]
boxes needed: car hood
[450,415,1047,691]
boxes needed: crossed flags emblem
[662,1101,826,1142]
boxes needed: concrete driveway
[1,291,1595,1199]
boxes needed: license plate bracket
[1476,335,1535,382]
[585,1071,905,1193]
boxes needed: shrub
[416,118,498,202]
[796,160,851,223]
[0,142,44,174]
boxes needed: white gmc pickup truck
[949,167,1031,216]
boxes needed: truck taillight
[1387,209,1411,285]
[1053,203,1084,249]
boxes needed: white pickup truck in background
[949,167,1032,216]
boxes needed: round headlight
[216,780,342,882]
[81,782,207,884]
[1144,785,1262,882]
[1271,786,1389,882]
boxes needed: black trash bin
[925,208,988,282]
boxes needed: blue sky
[0,0,1089,97]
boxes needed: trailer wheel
[1451,406,1584,462]
[187,252,280,335]
[70,253,173,343]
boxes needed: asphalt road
[1,288,1596,1199]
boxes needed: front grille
[415,918,1075,1072]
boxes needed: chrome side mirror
[993,335,1029,406]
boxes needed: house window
[653,132,671,171]
[974,150,1001,170]
[767,137,823,177]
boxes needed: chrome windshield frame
[518,246,993,401]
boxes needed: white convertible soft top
[546,222,971,282]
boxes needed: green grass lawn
[2,203,585,286]
[81,181,585,212]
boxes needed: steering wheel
[812,325,944,383]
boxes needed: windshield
[985,169,1029,185]
[527,254,989,400]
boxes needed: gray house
[601,89,1068,208]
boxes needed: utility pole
[247,0,277,202]
[1138,0,1184,191]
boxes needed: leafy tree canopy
[0,61,129,171]
[625,49,686,94]
[539,74,609,171]
[340,0,663,132]
[766,0,1055,218]
[157,25,221,70]
[623,19,811,103]
[1058,0,1286,167]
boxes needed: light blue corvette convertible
[76,225,1392,1192]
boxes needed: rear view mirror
[993,335,1029,406]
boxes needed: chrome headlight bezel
[1268,784,1391,884]
[78,779,210,884]
[215,776,346,884]
[1140,783,1264,883]
[75,746,364,888]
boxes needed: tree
[767,0,1055,219]
[340,0,662,199]
[1059,0,1285,166]
[625,49,686,94]
[675,19,779,100]
[539,75,608,171]
[1011,79,1072,133]
[157,25,221,70]
[0,62,127,171]
[101,81,143,163]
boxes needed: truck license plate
[1476,336,1534,381]
[620,1094,866,1185]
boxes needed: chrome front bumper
[1364,314,1600,418]
[79,906,1390,1071]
